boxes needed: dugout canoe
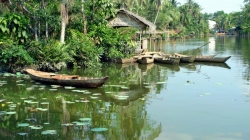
[25,69,109,88]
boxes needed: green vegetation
[0,0,249,71]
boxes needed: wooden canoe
[25,69,109,88]
[137,57,154,64]
[173,53,196,63]
[154,57,180,65]
[115,57,137,64]
[194,56,231,63]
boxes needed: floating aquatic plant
[41,130,56,135]
[17,132,28,136]
[5,111,16,115]
[17,123,29,127]
[79,118,91,122]
[91,127,108,132]
[90,96,98,99]
[30,125,43,130]
[64,86,75,89]
[61,123,73,126]
[49,88,57,91]
[66,101,75,104]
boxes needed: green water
[0,36,250,140]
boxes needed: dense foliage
[0,0,249,71]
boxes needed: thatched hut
[108,9,156,50]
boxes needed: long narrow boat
[115,57,137,64]
[154,57,180,65]
[173,53,196,63]
[25,69,109,88]
[194,55,231,63]
[137,57,154,64]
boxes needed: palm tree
[150,0,169,24]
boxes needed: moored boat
[194,56,231,63]
[174,53,196,63]
[154,57,180,65]
[25,69,109,88]
[137,57,154,64]
[115,57,137,64]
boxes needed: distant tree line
[0,0,249,72]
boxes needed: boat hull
[154,57,180,65]
[194,56,231,63]
[115,57,137,64]
[137,58,154,64]
[25,69,109,88]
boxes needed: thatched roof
[108,9,156,32]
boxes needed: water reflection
[0,63,163,140]
[1,36,250,140]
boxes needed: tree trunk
[60,20,66,44]
[60,2,68,44]
[154,8,160,24]
[82,0,87,34]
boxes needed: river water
[0,36,249,140]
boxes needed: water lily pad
[3,73,11,77]
[76,90,86,93]
[80,100,90,103]
[0,111,6,116]
[26,87,34,91]
[24,100,32,103]
[117,97,128,100]
[90,96,98,99]
[18,123,29,127]
[83,91,91,94]
[37,108,48,111]
[66,101,75,104]
[0,99,5,103]
[6,111,16,115]
[29,101,39,104]
[91,127,108,132]
[30,125,43,129]
[72,121,90,126]
[41,102,50,105]
[41,130,56,135]
[61,123,73,126]
[8,104,16,108]
[51,85,60,88]
[71,90,80,92]
[92,93,101,96]
[79,118,91,122]
[38,88,45,90]
[17,132,28,136]
[17,84,25,86]
[64,86,75,89]
[49,88,57,91]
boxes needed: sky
[178,0,245,14]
